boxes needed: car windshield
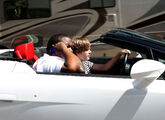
[101,28,165,46]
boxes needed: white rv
[0,0,165,48]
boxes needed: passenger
[72,38,131,74]
[33,34,85,73]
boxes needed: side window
[89,0,115,8]
[4,0,51,20]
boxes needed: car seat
[14,42,39,66]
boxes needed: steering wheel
[120,53,129,74]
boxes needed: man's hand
[53,42,67,51]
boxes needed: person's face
[53,36,73,58]
[61,36,73,52]
[77,49,92,61]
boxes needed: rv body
[0,0,165,47]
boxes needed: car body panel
[0,60,165,120]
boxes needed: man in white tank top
[33,34,84,73]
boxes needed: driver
[72,38,131,74]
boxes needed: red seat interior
[14,42,39,65]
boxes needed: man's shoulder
[42,54,64,60]
[49,55,64,62]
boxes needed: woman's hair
[72,38,90,54]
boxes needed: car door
[0,72,133,120]
[0,65,165,120]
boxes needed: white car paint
[0,60,35,74]
[0,59,164,120]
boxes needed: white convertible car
[0,29,165,120]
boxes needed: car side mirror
[130,59,165,90]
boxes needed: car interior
[0,32,164,79]
[0,41,143,77]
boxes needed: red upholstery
[14,42,39,65]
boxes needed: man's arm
[55,42,85,73]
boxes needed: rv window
[89,0,115,8]
[4,0,51,20]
